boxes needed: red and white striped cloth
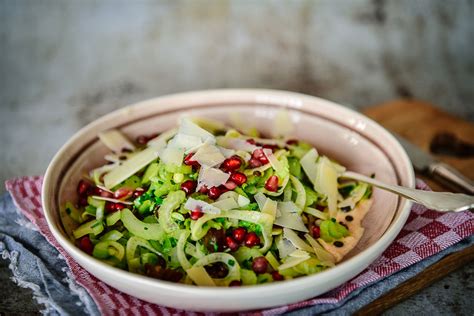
[5,176,474,315]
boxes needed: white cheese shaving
[274,201,308,232]
[179,117,215,144]
[211,197,239,211]
[283,228,315,253]
[237,195,250,207]
[196,167,230,190]
[254,192,267,211]
[218,146,236,158]
[184,198,221,214]
[263,148,283,172]
[300,148,319,185]
[276,236,297,259]
[159,146,184,166]
[191,143,225,167]
[168,133,203,151]
[98,129,135,153]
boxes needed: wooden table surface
[357,99,474,314]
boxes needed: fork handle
[429,162,474,195]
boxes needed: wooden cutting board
[354,100,474,314]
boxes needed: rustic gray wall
[0,1,473,314]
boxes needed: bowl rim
[42,89,415,298]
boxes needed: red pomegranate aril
[105,202,115,213]
[114,203,126,211]
[224,181,237,190]
[232,227,247,243]
[181,180,197,195]
[79,236,94,255]
[136,135,149,145]
[225,236,239,251]
[265,175,279,192]
[132,188,145,199]
[246,138,256,145]
[77,180,91,196]
[230,172,247,186]
[208,186,222,200]
[311,226,321,239]
[93,186,113,198]
[271,271,284,281]
[184,153,200,167]
[244,232,260,247]
[248,158,263,168]
[229,280,242,287]
[252,256,268,274]
[114,187,133,200]
[286,139,298,145]
[262,144,279,152]
[78,196,88,207]
[221,156,242,172]
[316,204,325,211]
[190,209,204,220]
[199,185,209,194]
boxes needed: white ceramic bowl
[42,89,415,312]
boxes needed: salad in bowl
[62,116,373,287]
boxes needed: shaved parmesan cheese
[217,137,260,152]
[278,252,310,270]
[263,148,283,172]
[314,157,339,218]
[289,249,311,258]
[99,129,135,153]
[218,191,239,201]
[237,195,250,207]
[197,167,230,190]
[218,146,236,158]
[276,235,297,259]
[168,133,202,151]
[211,197,239,211]
[254,192,267,211]
[191,143,225,167]
[262,198,278,220]
[275,202,308,232]
[300,148,319,185]
[179,117,215,144]
[184,198,221,214]
[147,128,178,147]
[283,228,315,253]
[159,146,184,166]
[304,234,336,264]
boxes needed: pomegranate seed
[114,187,133,200]
[136,135,149,145]
[184,153,200,167]
[132,188,145,199]
[181,180,197,195]
[246,138,256,145]
[286,139,298,145]
[221,156,242,172]
[244,232,260,247]
[262,144,279,152]
[78,196,88,207]
[271,271,284,281]
[311,226,321,238]
[199,185,209,194]
[93,187,113,198]
[77,180,91,196]
[252,149,269,164]
[316,204,325,211]
[114,203,126,211]
[190,209,204,220]
[218,184,229,194]
[105,202,125,213]
[265,175,279,192]
[248,158,263,168]
[230,172,247,186]
[252,256,268,274]
[232,227,247,243]
[225,236,239,251]
[208,186,222,200]
[223,181,237,190]
[229,280,242,287]
[79,236,94,255]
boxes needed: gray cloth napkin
[0,192,472,315]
